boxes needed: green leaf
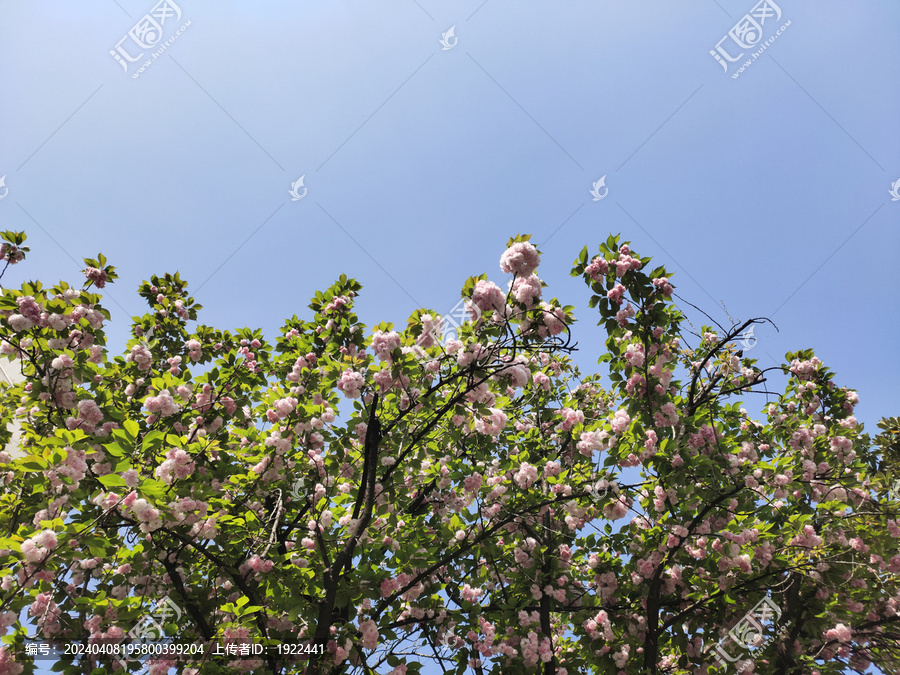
[104,442,127,458]
[98,474,127,488]
[122,419,140,439]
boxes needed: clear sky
[2,1,898,673]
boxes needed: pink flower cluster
[337,369,364,399]
[501,360,530,388]
[824,623,852,643]
[359,619,379,649]
[790,524,824,549]
[83,267,108,288]
[127,344,153,370]
[185,339,202,362]
[607,284,626,306]
[582,609,614,642]
[585,256,610,281]
[511,275,542,307]
[371,330,401,362]
[155,448,195,485]
[519,631,552,667]
[514,463,539,489]
[557,407,584,432]
[610,409,631,434]
[653,401,679,427]
[21,529,58,563]
[243,554,274,574]
[652,277,673,296]
[460,583,484,603]
[614,251,642,277]
[474,408,507,436]
[417,314,442,348]
[122,493,162,532]
[602,495,630,521]
[267,396,297,422]
[0,242,25,264]
[286,354,312,382]
[538,303,566,336]
[471,280,506,314]
[789,356,822,381]
[624,343,645,368]
[576,429,609,456]
[500,241,541,276]
[145,389,180,418]
[65,398,104,433]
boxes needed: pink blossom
[474,408,507,436]
[652,277,673,296]
[585,256,609,281]
[371,330,401,362]
[7,314,33,332]
[460,584,484,603]
[33,530,58,550]
[16,296,42,324]
[514,463,539,489]
[824,623,852,643]
[337,370,364,399]
[415,314,442,348]
[503,361,530,388]
[185,339,202,362]
[610,409,631,434]
[471,280,506,314]
[624,343,645,367]
[616,304,636,327]
[359,619,379,649]
[246,554,274,573]
[83,267,108,288]
[557,407,584,432]
[607,284,626,305]
[273,397,298,419]
[127,344,153,371]
[155,448,195,485]
[540,303,566,335]
[77,399,103,426]
[615,254,641,277]
[500,241,541,276]
[144,389,179,417]
[533,372,551,391]
[603,496,629,521]
[511,274,543,307]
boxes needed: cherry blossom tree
[0,229,896,675]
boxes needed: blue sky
[2,1,898,673]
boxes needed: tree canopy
[0,230,897,675]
